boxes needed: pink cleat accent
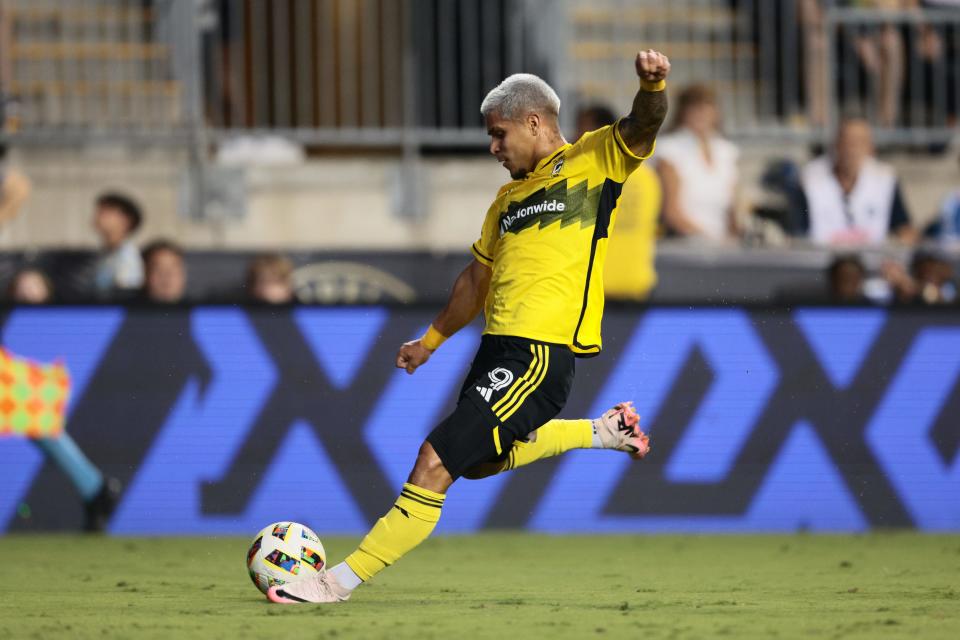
[265,570,350,604]
[266,586,301,604]
[593,401,650,459]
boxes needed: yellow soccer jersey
[602,164,662,301]
[471,121,652,356]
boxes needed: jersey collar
[530,144,572,177]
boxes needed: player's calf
[463,401,651,479]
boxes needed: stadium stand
[0,0,956,301]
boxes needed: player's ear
[526,113,541,136]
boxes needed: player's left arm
[617,49,671,159]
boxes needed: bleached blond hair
[480,73,561,121]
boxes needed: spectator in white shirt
[92,192,144,297]
[798,118,916,247]
[656,84,742,243]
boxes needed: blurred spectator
[851,0,908,129]
[574,106,619,146]
[856,1,948,128]
[930,153,960,243]
[0,2,10,87]
[92,192,144,297]
[6,267,53,304]
[656,84,742,243]
[0,94,30,226]
[910,251,956,303]
[575,104,662,301]
[756,159,808,236]
[0,165,30,226]
[827,255,870,303]
[801,1,948,129]
[246,253,296,304]
[141,239,187,304]
[1,4,13,131]
[799,0,832,128]
[882,250,957,303]
[798,118,916,246]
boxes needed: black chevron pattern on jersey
[497,179,603,236]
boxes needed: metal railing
[1,0,958,148]
[0,0,191,141]
[200,0,560,147]
[821,6,960,145]
[566,0,960,145]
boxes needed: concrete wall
[1,145,955,251]
[0,147,506,252]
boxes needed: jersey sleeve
[576,120,654,183]
[470,201,500,267]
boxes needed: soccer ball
[245,521,326,595]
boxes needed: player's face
[486,112,536,180]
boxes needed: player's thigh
[486,342,576,444]
[432,337,575,479]
[455,337,513,398]
[426,399,507,480]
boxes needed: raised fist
[635,49,671,83]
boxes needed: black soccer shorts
[426,334,575,479]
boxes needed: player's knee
[413,442,443,471]
[408,442,453,490]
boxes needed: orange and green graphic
[264,550,300,575]
[0,348,71,439]
[301,547,324,571]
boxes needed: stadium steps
[566,0,756,122]
[570,5,740,28]
[4,1,182,130]
[569,41,756,65]
[2,4,155,23]
[10,42,170,61]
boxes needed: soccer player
[269,50,670,604]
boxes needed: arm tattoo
[618,89,668,154]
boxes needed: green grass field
[1,533,958,639]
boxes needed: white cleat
[266,570,351,604]
[592,401,650,459]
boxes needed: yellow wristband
[640,78,666,92]
[421,325,448,351]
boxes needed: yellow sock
[344,483,445,581]
[505,419,593,471]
